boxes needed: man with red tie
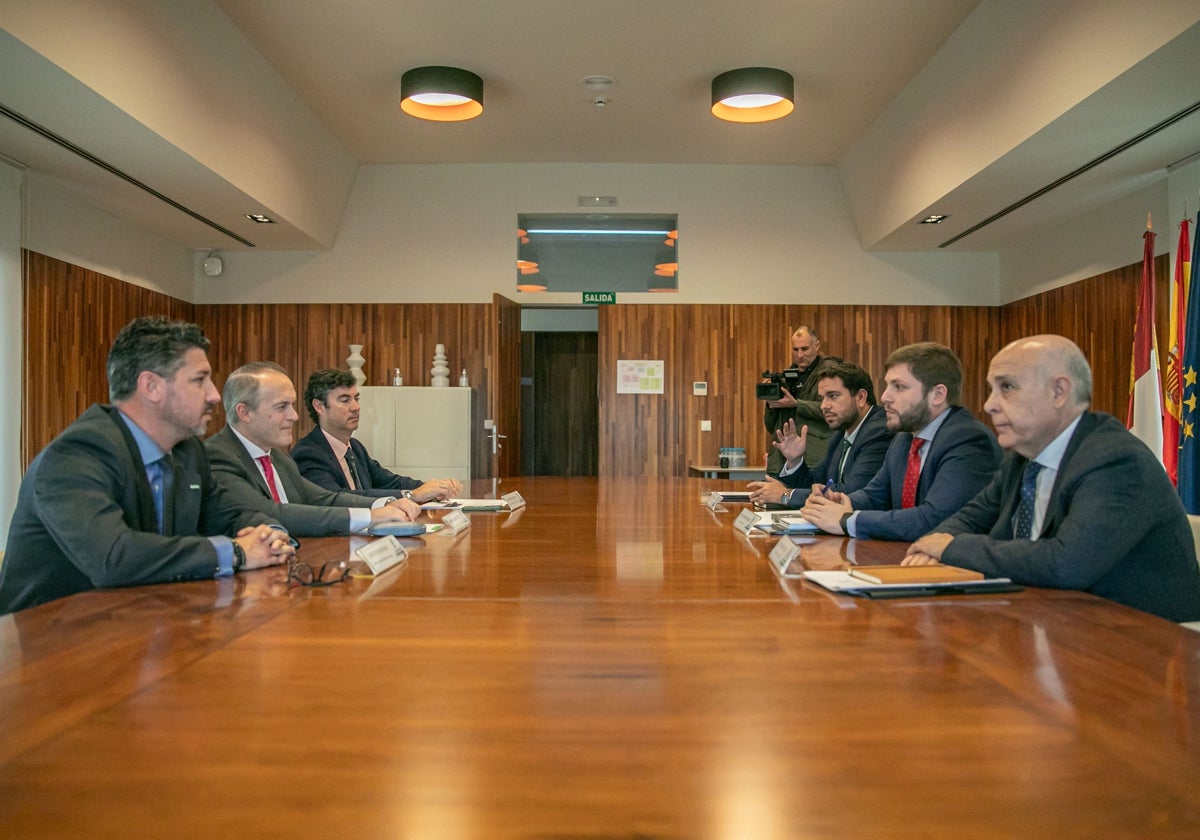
[799,342,1001,540]
[205,362,420,537]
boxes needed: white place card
[769,538,803,578]
[501,490,526,511]
[442,510,471,534]
[355,535,409,576]
[733,508,759,534]
[705,491,725,511]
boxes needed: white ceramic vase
[430,342,450,387]
[347,344,367,386]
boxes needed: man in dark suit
[0,317,294,614]
[761,325,841,472]
[291,369,461,502]
[748,362,894,508]
[905,335,1200,622]
[205,362,422,537]
[800,342,1002,541]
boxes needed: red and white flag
[1127,218,1165,464]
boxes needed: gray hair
[223,361,288,423]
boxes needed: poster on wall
[617,360,664,394]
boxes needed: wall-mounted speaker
[202,257,223,276]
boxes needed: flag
[1165,215,1191,484]
[1180,207,1200,512]
[1127,220,1164,464]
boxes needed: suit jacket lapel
[105,406,158,531]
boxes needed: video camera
[756,369,802,400]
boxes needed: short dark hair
[222,361,288,423]
[884,342,962,405]
[304,369,356,423]
[818,362,876,405]
[107,316,210,402]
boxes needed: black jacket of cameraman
[762,354,841,473]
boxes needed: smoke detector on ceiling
[582,75,615,107]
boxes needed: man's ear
[1050,374,1071,406]
[136,370,163,404]
[311,398,326,419]
[234,402,252,424]
[927,383,949,408]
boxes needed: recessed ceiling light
[919,214,949,224]
[246,213,275,224]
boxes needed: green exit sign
[583,291,616,305]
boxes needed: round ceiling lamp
[400,66,484,122]
[711,67,794,123]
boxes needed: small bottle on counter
[392,368,403,387]
[459,368,469,387]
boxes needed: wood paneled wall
[22,250,1173,479]
[598,303,1000,476]
[21,252,191,466]
[999,254,1171,421]
[21,253,495,477]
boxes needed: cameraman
[762,326,839,472]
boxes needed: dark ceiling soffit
[939,97,1200,248]
[0,101,255,248]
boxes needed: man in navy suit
[291,369,461,503]
[905,335,1200,622]
[800,342,1002,541]
[0,317,293,614]
[748,362,894,508]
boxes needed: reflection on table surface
[2,477,1199,838]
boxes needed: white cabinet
[356,386,471,481]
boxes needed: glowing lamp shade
[400,66,483,122]
[711,67,794,123]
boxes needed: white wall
[0,161,22,545]
[194,163,999,306]
[25,175,194,298]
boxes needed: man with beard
[0,317,294,614]
[799,342,1002,541]
[291,368,461,502]
[748,362,894,508]
[903,335,1200,622]
[762,326,840,472]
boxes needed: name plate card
[769,538,803,578]
[705,491,725,511]
[355,535,409,576]
[501,491,527,511]
[442,510,471,534]
[733,508,759,535]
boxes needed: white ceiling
[0,1,1198,254]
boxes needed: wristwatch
[401,490,416,501]
[781,489,793,506]
[839,511,854,535]
[231,541,246,572]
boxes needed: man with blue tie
[0,317,294,614]
[799,342,1002,540]
[747,362,894,507]
[904,335,1200,622]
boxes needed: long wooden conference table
[2,477,1199,838]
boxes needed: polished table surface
[2,477,1200,838]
